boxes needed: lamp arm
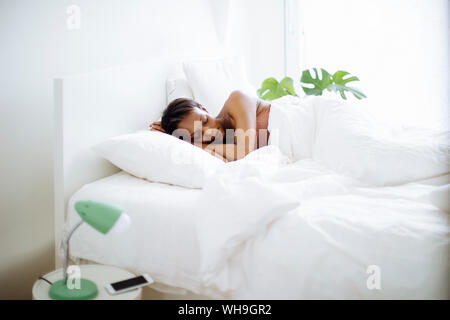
[63,220,84,284]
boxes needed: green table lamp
[49,200,131,300]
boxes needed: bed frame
[53,54,221,299]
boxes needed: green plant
[301,68,366,100]
[256,77,297,101]
[257,68,366,101]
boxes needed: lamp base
[49,279,98,300]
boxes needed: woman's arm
[201,143,230,162]
[150,121,230,161]
[221,91,258,160]
[203,143,239,162]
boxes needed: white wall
[0,0,219,299]
[0,0,287,299]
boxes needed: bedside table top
[33,264,142,300]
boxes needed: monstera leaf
[258,68,366,102]
[300,68,366,100]
[327,71,367,100]
[300,68,333,96]
[257,77,297,101]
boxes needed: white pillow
[166,77,194,104]
[428,185,450,213]
[183,56,256,116]
[93,131,224,188]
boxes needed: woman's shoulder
[224,90,257,113]
[228,90,248,101]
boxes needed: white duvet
[66,97,450,299]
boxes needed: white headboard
[53,57,193,267]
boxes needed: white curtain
[299,0,449,129]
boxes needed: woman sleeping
[150,90,270,162]
[151,90,448,185]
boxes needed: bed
[55,57,450,299]
[65,164,450,299]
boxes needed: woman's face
[177,106,224,143]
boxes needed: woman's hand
[149,121,165,133]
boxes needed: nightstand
[32,264,142,300]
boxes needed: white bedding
[66,97,450,299]
[268,96,449,186]
[66,160,449,299]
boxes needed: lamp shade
[74,200,125,234]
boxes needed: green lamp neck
[63,220,84,284]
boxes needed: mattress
[65,171,211,295]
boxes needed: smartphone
[105,274,154,295]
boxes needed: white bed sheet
[194,152,449,299]
[65,171,212,295]
[230,188,450,299]
[66,166,449,299]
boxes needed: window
[299,0,449,128]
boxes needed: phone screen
[111,276,148,291]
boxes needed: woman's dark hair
[161,98,201,134]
